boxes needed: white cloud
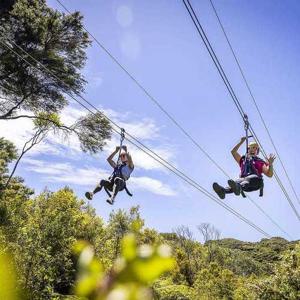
[0,116,60,156]
[131,176,176,196]
[116,5,133,28]
[0,106,177,172]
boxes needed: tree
[0,138,33,229]
[103,206,145,263]
[3,111,111,189]
[172,226,204,286]
[197,223,220,243]
[194,262,238,300]
[0,0,112,177]
[152,279,196,300]
[0,0,89,118]
[255,243,300,300]
[12,188,105,299]
[198,223,221,263]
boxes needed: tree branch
[2,114,78,133]
[0,95,27,119]
[3,129,48,189]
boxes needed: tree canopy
[0,137,299,299]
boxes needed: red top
[239,156,268,176]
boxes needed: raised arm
[231,137,246,164]
[107,146,119,168]
[263,154,276,178]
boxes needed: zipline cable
[0,36,273,238]
[51,0,293,236]
[54,0,229,179]
[209,0,300,207]
[182,0,300,222]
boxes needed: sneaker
[227,180,241,196]
[213,183,226,200]
[85,191,93,200]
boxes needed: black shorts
[101,177,126,191]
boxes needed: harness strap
[241,156,262,178]
[116,128,125,166]
[259,179,264,197]
[259,187,263,197]
[104,186,112,198]
[124,186,133,197]
[105,176,133,198]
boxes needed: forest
[1,137,300,299]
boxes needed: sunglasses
[120,153,127,158]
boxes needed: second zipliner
[85,129,134,205]
[213,115,276,200]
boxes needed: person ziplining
[213,115,276,199]
[85,129,134,205]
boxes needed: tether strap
[116,128,125,166]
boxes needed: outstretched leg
[213,178,245,199]
[227,179,242,196]
[85,179,112,200]
[227,175,262,198]
[213,182,226,199]
[106,177,125,205]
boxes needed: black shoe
[106,198,114,205]
[227,180,241,196]
[213,183,226,200]
[85,191,93,200]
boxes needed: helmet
[248,141,259,154]
[248,141,258,147]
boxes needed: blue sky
[3,0,300,242]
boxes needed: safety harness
[103,128,133,198]
[242,114,264,197]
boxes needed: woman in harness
[85,145,134,205]
[213,137,276,199]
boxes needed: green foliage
[75,233,175,300]
[0,0,90,116]
[215,237,295,275]
[255,244,300,300]
[194,262,237,299]
[0,139,299,300]
[33,112,62,128]
[153,279,196,300]
[0,138,33,226]
[14,189,105,299]
[0,0,112,165]
[0,250,20,300]
[74,112,112,154]
[0,137,17,175]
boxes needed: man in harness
[85,145,134,205]
[213,137,276,199]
